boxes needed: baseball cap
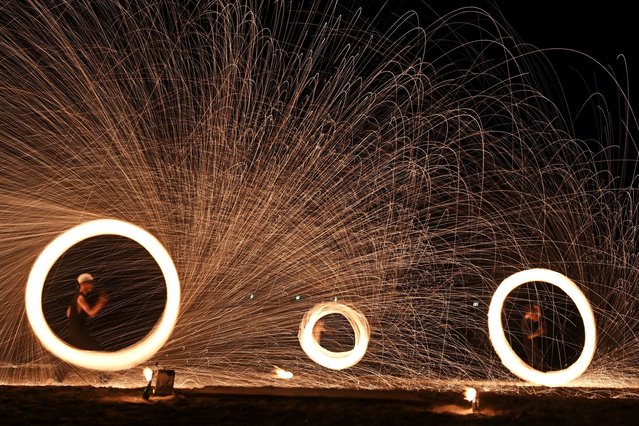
[77,273,95,284]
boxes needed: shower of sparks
[1,1,638,391]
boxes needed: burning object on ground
[464,387,479,413]
[273,366,294,379]
[142,365,176,400]
[155,369,176,395]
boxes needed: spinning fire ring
[298,302,370,370]
[25,219,180,371]
[488,268,596,386]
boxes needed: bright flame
[144,367,153,382]
[24,219,181,371]
[464,387,477,402]
[488,268,596,386]
[298,302,370,370]
[273,366,293,379]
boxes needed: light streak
[298,302,370,370]
[25,220,180,371]
[488,269,596,386]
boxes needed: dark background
[350,1,619,368]
[354,1,638,184]
[359,2,633,60]
[356,1,635,100]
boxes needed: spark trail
[0,1,638,389]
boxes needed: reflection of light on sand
[29,369,639,398]
[430,404,499,416]
[101,394,176,404]
[273,366,293,379]
[430,385,499,416]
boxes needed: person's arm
[76,294,107,317]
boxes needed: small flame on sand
[143,367,153,382]
[273,366,294,379]
[464,387,477,402]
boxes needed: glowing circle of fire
[25,219,180,371]
[488,268,596,386]
[298,302,370,370]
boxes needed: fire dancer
[52,273,108,382]
[66,273,108,350]
[521,303,546,370]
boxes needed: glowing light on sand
[25,219,180,371]
[273,366,293,379]
[488,268,596,386]
[298,302,370,370]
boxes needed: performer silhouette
[66,273,108,350]
[521,303,546,370]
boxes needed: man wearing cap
[66,273,108,350]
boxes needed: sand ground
[1,385,638,425]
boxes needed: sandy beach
[1,385,638,425]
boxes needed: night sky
[359,2,635,90]
[357,1,638,182]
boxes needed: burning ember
[273,366,294,379]
[464,387,477,402]
[142,367,154,400]
[144,367,153,382]
[464,387,480,413]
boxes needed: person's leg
[529,339,545,371]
